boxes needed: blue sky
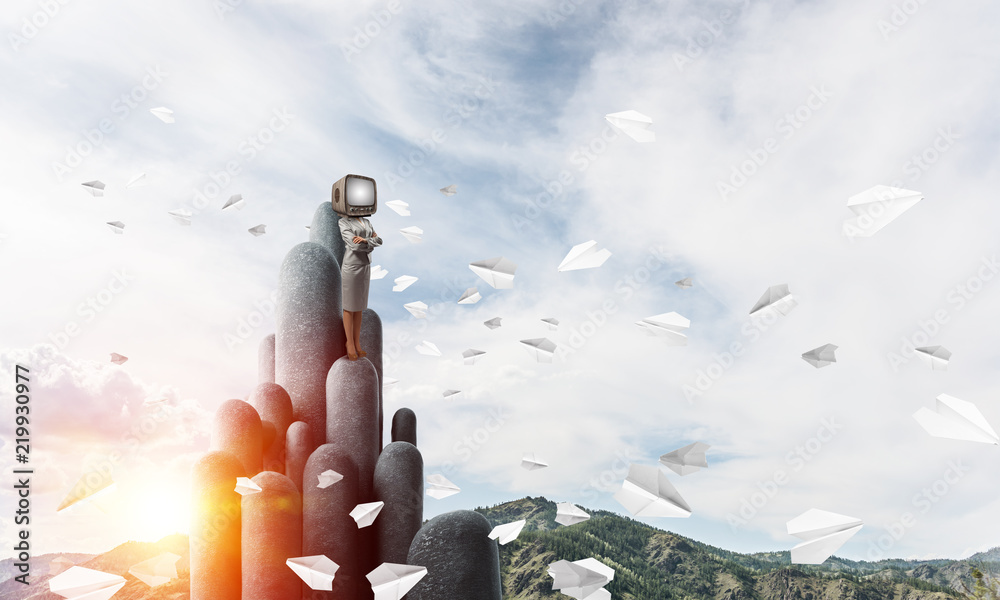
[2,0,1000,564]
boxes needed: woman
[339,215,382,360]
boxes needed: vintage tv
[331,174,377,217]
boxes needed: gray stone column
[212,399,262,477]
[406,511,503,600]
[309,201,346,267]
[242,471,302,600]
[325,357,380,502]
[190,451,244,600]
[259,333,275,384]
[373,441,423,565]
[285,421,312,494]
[302,445,361,600]
[250,382,294,474]
[391,408,417,446]
[359,308,384,448]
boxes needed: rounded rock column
[302,445,361,600]
[373,441,423,565]
[259,333,275,384]
[212,399,262,477]
[325,357,380,502]
[391,408,417,446]
[406,511,503,600]
[285,421,312,494]
[309,201,346,267]
[360,308,384,447]
[242,471,303,600]
[190,451,244,600]
[250,383,294,474]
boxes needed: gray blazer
[339,217,383,267]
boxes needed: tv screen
[347,176,375,207]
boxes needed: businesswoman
[339,215,382,360]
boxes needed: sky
[1,0,999,564]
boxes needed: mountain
[2,498,994,599]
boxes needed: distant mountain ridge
[1,498,995,599]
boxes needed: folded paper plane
[916,346,951,370]
[802,344,838,368]
[439,184,457,196]
[82,180,105,196]
[106,221,125,234]
[351,501,385,528]
[49,566,126,600]
[404,301,428,319]
[749,284,797,317]
[393,275,418,292]
[248,224,266,237]
[470,257,517,289]
[548,557,615,599]
[222,194,245,211]
[488,519,526,545]
[557,240,612,271]
[786,509,863,564]
[167,209,192,226]
[415,341,441,356]
[541,317,559,330]
[605,109,655,143]
[149,107,175,123]
[426,473,460,499]
[371,265,388,280]
[399,226,423,243]
[125,173,146,188]
[443,389,462,400]
[555,502,590,526]
[614,464,691,518]
[659,441,710,476]
[913,394,998,444]
[383,376,399,387]
[458,287,481,304]
[386,199,410,216]
[57,471,115,512]
[484,317,502,330]
[287,555,339,590]
[128,552,181,587]
[635,312,690,345]
[235,477,262,496]
[521,338,557,362]
[109,353,128,365]
[367,563,428,600]
[675,277,693,289]
[521,453,548,470]
[317,469,343,488]
[843,185,922,237]
[463,349,486,365]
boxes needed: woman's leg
[343,310,358,359]
[353,311,364,356]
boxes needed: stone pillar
[373,442,423,565]
[259,333,275,384]
[406,511,503,600]
[391,408,417,446]
[242,471,302,600]
[250,383,294,474]
[212,399,262,477]
[276,242,345,449]
[360,308,384,448]
[302,445,361,600]
[309,201,346,267]
[190,451,244,600]
[285,421,312,494]
[325,357,380,502]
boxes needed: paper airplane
[317,469,343,488]
[484,317,502,330]
[393,275,418,292]
[787,509,863,564]
[635,312,690,345]
[222,194,245,211]
[149,107,174,123]
[548,557,615,599]
[521,453,548,470]
[426,473,460,499]
[350,501,385,528]
[916,346,951,370]
[49,557,76,576]
[167,208,192,226]
[106,221,125,234]
[801,344,837,368]
[125,173,146,188]
[57,471,115,512]
[555,502,590,526]
[383,376,399,387]
[458,287,481,304]
[248,224,266,236]
[370,265,388,280]
[80,180,105,197]
[415,341,441,356]
[235,477,262,496]
[287,555,339,591]
[675,277,693,289]
[605,109,655,143]
[614,463,691,518]
[557,240,612,271]
[128,552,181,587]
[469,257,517,289]
[913,394,999,444]
[488,520,526,545]
[749,284,797,317]
[443,389,462,400]
[109,353,128,365]
[386,200,410,216]
[404,301,428,319]
[843,185,922,237]
[399,226,423,243]
[541,317,559,330]
[659,441,710,476]
[521,338,557,363]
[463,348,486,365]
[49,566,126,600]
[367,563,428,600]
[439,184,457,196]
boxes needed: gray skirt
[342,261,371,312]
